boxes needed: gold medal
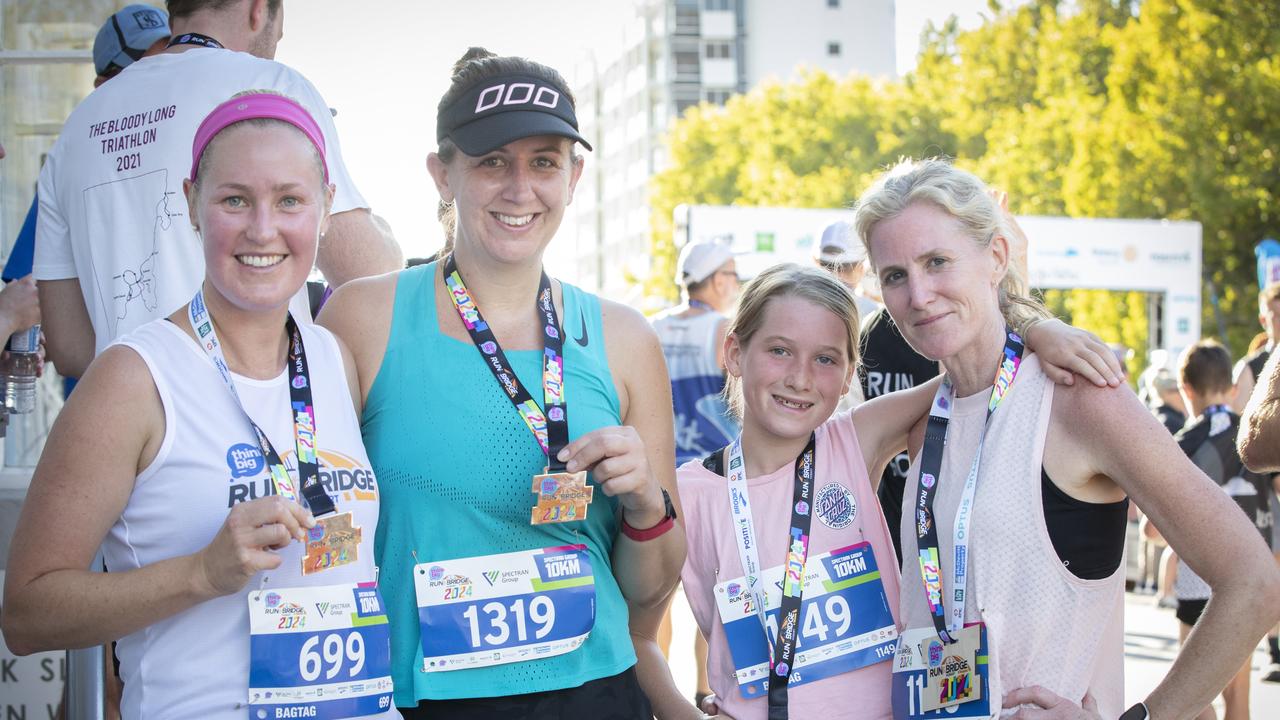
[302,511,361,574]
[530,470,593,525]
[921,625,983,711]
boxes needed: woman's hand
[1025,318,1123,387]
[559,425,666,529]
[195,496,316,597]
[1004,687,1102,720]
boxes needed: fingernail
[566,460,577,472]
[556,449,568,461]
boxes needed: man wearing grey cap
[35,0,402,381]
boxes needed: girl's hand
[1025,318,1124,387]
[1004,687,1102,720]
[558,426,666,529]
[194,496,315,597]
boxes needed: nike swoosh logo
[575,313,589,347]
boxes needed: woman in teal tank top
[319,48,684,719]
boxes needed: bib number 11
[299,631,365,682]
[462,595,556,647]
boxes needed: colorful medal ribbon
[187,289,335,516]
[915,328,1024,644]
[725,433,817,720]
[442,255,570,471]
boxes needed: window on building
[704,90,732,106]
[827,0,840,8]
[674,50,700,80]
[827,41,842,57]
[704,0,732,10]
[705,42,732,59]
[675,7,700,35]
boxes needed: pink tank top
[898,353,1126,719]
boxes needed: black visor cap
[437,73,592,156]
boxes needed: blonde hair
[723,263,861,419]
[853,158,1049,334]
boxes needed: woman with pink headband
[4,92,399,720]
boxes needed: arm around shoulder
[316,209,404,288]
[316,270,399,408]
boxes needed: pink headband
[189,93,329,182]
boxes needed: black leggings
[400,665,652,720]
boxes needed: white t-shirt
[35,48,367,355]
[110,319,393,719]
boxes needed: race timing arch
[675,205,1202,359]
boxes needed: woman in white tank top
[3,93,397,719]
[854,158,1280,720]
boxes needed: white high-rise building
[563,0,895,301]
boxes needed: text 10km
[461,595,556,648]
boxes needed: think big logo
[224,446,377,508]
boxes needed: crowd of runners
[2,3,1279,720]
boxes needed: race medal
[248,583,393,719]
[715,542,897,698]
[920,624,983,711]
[531,470,594,525]
[891,624,991,719]
[303,512,361,575]
[414,545,596,671]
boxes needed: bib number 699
[299,631,366,682]
[461,595,555,648]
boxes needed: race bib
[415,544,595,672]
[715,542,897,698]
[891,624,991,719]
[248,583,393,719]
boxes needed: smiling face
[725,294,854,443]
[185,122,332,314]
[867,201,1007,363]
[428,134,583,269]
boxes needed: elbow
[44,338,87,380]
[1,604,42,656]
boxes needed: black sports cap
[437,73,592,156]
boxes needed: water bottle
[6,324,39,414]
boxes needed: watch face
[662,488,677,520]
[1120,704,1148,720]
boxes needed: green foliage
[646,0,1280,359]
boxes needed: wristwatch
[1119,702,1149,720]
[621,488,677,541]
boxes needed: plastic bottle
[6,324,39,414]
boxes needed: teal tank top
[365,262,636,705]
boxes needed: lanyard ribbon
[187,289,334,516]
[442,256,570,471]
[725,433,817,720]
[166,32,224,50]
[915,329,1024,644]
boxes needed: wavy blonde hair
[722,263,860,420]
[853,158,1049,334]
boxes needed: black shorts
[400,666,652,720]
[1176,597,1208,627]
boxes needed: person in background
[35,0,402,381]
[814,220,880,324]
[1166,341,1274,720]
[1233,282,1280,413]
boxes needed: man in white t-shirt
[35,0,402,379]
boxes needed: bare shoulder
[1048,377,1146,434]
[599,297,659,346]
[53,343,165,473]
[317,269,402,403]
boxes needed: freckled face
[187,123,332,313]
[725,295,854,442]
[867,202,1004,362]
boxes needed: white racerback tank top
[107,318,388,720]
[899,353,1125,719]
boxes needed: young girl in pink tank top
[639,264,1119,720]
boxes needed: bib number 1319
[462,595,556,646]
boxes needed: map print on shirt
[81,168,183,337]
